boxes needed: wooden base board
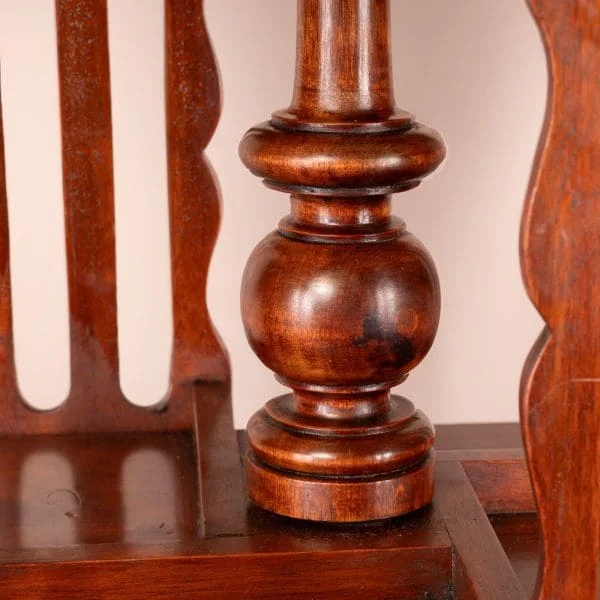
[245,449,435,522]
[0,386,538,598]
[0,429,452,598]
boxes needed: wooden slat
[462,459,535,515]
[521,1,600,598]
[492,515,542,599]
[0,85,20,407]
[166,0,229,393]
[436,462,526,599]
[0,545,451,600]
[438,450,536,515]
[56,0,120,407]
[1,0,194,434]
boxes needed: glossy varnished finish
[166,0,229,391]
[0,421,542,598]
[521,1,600,598]
[240,0,445,522]
[435,423,536,516]
[193,383,246,536]
[242,227,440,385]
[492,515,542,599]
[436,462,526,599]
[0,431,198,549]
[57,0,122,417]
[0,67,19,413]
[0,0,237,550]
[0,405,456,599]
[241,124,444,194]
[461,458,535,515]
[0,0,228,435]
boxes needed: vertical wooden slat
[166,0,229,393]
[0,88,27,547]
[0,1,230,438]
[521,1,600,598]
[166,0,236,536]
[56,0,121,406]
[0,87,20,407]
[193,382,245,537]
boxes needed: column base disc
[246,450,435,523]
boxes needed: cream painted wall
[0,0,545,428]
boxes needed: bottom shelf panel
[0,431,198,549]
[0,420,540,599]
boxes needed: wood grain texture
[0,421,455,599]
[0,430,197,549]
[58,0,121,415]
[436,462,526,600]
[521,1,600,598]
[166,0,229,390]
[193,383,245,537]
[0,422,541,598]
[0,546,452,600]
[0,83,20,411]
[492,515,542,599]
[462,459,535,515]
[240,0,445,522]
[434,423,535,515]
[0,0,228,435]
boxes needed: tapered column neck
[288,0,395,122]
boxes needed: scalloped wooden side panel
[521,1,600,597]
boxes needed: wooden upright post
[240,0,445,522]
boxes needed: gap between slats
[0,0,69,409]
[0,1,173,411]
[0,0,224,434]
[108,0,172,408]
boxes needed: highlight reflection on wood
[521,0,600,597]
[0,432,196,549]
[240,0,445,523]
[0,0,595,597]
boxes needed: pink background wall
[0,0,546,427]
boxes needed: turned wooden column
[239,0,445,522]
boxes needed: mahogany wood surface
[436,462,526,599]
[0,415,540,599]
[240,0,445,523]
[492,515,542,599]
[0,403,454,599]
[461,458,535,515]
[0,0,595,596]
[0,0,227,435]
[166,0,230,389]
[435,423,536,515]
[521,0,600,598]
[193,383,246,537]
